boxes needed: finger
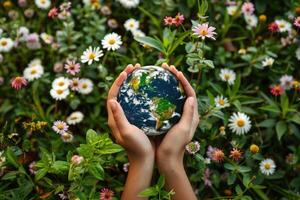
[124,64,134,74]
[108,99,130,131]
[107,71,127,99]
[108,118,123,143]
[177,72,196,97]
[169,65,179,76]
[134,63,141,68]
[178,97,195,128]
[161,63,169,69]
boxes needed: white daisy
[227,6,238,16]
[67,111,84,125]
[275,20,292,32]
[52,120,69,134]
[228,112,251,135]
[61,132,74,142]
[214,95,230,108]
[101,33,122,51]
[28,58,42,67]
[280,74,293,90]
[80,46,103,65]
[0,37,14,52]
[35,0,51,9]
[118,0,139,9]
[219,68,236,85]
[50,88,70,100]
[244,14,258,29]
[132,29,145,38]
[18,27,29,42]
[52,77,70,90]
[124,18,139,31]
[23,65,44,81]
[78,78,93,94]
[262,57,274,67]
[260,158,276,176]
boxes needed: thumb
[108,99,130,130]
[178,97,195,127]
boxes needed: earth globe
[117,66,186,135]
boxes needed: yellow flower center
[82,83,87,89]
[40,0,46,4]
[58,81,64,86]
[237,119,245,127]
[1,40,7,46]
[57,124,64,130]
[89,53,96,60]
[200,29,208,36]
[224,74,230,80]
[279,24,285,28]
[218,99,225,105]
[108,38,116,45]
[30,69,37,75]
[56,89,63,95]
[264,163,271,170]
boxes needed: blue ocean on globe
[117,66,186,135]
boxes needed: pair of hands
[107,63,199,171]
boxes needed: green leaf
[224,163,235,171]
[35,168,48,181]
[88,163,104,180]
[259,104,281,114]
[98,143,123,154]
[258,119,276,128]
[276,121,287,141]
[157,175,165,189]
[138,187,159,197]
[86,129,99,145]
[290,113,300,125]
[1,171,18,180]
[5,147,19,168]
[239,166,252,173]
[52,161,69,172]
[203,59,215,68]
[138,6,160,28]
[134,36,165,53]
[227,173,236,185]
[168,31,190,55]
[198,0,208,16]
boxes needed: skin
[107,63,199,200]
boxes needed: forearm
[158,157,197,200]
[121,156,154,200]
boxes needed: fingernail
[189,97,194,107]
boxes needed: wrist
[156,151,184,173]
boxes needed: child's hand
[107,64,155,163]
[156,63,199,169]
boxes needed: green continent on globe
[150,97,176,130]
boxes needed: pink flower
[100,188,114,200]
[52,120,69,135]
[270,85,284,96]
[123,162,130,172]
[294,16,300,28]
[69,78,80,91]
[172,13,184,26]
[192,23,217,40]
[71,155,84,165]
[242,2,255,15]
[48,7,58,18]
[204,168,212,187]
[29,161,37,175]
[268,22,279,32]
[11,76,27,90]
[164,16,173,26]
[65,59,80,75]
[211,148,224,163]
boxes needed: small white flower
[132,29,145,38]
[124,18,139,31]
[52,77,70,90]
[204,158,211,164]
[118,0,139,9]
[227,6,238,16]
[50,88,70,100]
[52,120,69,134]
[28,58,42,67]
[214,95,230,108]
[18,27,29,42]
[101,33,122,51]
[275,20,292,32]
[61,132,74,142]
[67,111,84,125]
[262,57,274,67]
[185,141,200,155]
[219,68,236,85]
[40,33,53,44]
[0,38,14,52]
[280,74,293,90]
[35,0,51,9]
[244,14,258,28]
[228,112,252,135]
[23,64,44,81]
[78,78,93,94]
[80,46,103,65]
[260,158,276,176]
